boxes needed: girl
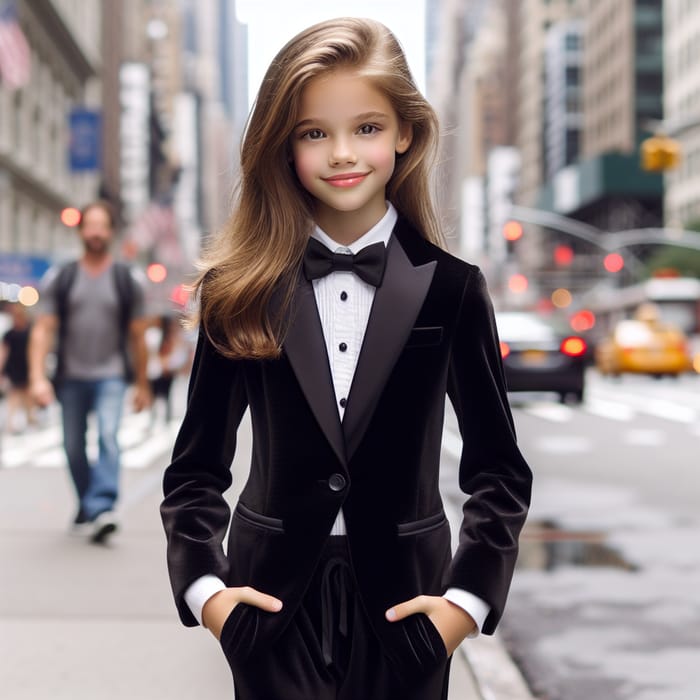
[161,17,531,700]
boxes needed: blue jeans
[58,378,127,521]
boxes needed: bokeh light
[551,288,572,308]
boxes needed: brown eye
[304,129,324,140]
[358,124,379,135]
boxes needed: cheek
[369,144,396,175]
[291,147,317,188]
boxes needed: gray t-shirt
[38,262,145,380]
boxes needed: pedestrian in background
[161,17,531,700]
[0,302,36,434]
[147,314,190,426]
[29,201,151,543]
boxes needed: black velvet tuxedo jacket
[161,217,532,657]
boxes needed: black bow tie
[303,238,387,287]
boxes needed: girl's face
[290,69,412,241]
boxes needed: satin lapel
[283,277,346,466]
[343,236,436,461]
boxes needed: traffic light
[640,134,681,172]
[502,220,523,242]
[553,244,573,266]
[603,253,624,273]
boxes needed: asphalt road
[494,370,700,700]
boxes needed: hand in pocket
[385,595,475,656]
[203,586,283,640]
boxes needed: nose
[329,137,357,166]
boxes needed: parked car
[495,311,588,404]
[595,304,692,377]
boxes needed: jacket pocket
[234,502,285,533]
[220,602,258,665]
[405,326,443,348]
[397,511,446,537]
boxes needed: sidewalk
[0,401,533,699]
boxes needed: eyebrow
[293,111,391,131]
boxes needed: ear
[395,121,413,155]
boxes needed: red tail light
[561,336,587,357]
[500,341,511,359]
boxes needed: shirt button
[340,291,348,301]
[339,342,347,352]
[339,397,347,408]
[328,473,347,492]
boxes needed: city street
[2,369,698,698]
[0,380,492,700]
[495,371,700,700]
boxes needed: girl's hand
[385,596,476,656]
[202,586,283,640]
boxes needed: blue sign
[69,108,101,171]
[0,254,50,284]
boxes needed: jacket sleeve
[160,329,249,626]
[446,267,532,634]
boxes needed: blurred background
[0,1,698,699]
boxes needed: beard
[83,236,110,255]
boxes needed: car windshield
[496,313,559,341]
[615,320,654,346]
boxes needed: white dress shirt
[184,203,490,636]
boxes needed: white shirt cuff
[183,575,227,627]
[443,588,491,638]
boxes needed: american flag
[0,1,31,91]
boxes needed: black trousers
[221,537,451,700]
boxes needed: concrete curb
[458,632,535,700]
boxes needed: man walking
[29,201,151,543]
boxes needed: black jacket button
[328,473,346,492]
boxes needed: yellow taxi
[595,304,692,377]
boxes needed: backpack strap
[112,262,136,335]
[54,261,79,381]
[112,261,138,382]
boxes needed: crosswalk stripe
[0,413,178,471]
[583,398,635,422]
[521,402,574,423]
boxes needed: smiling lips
[322,172,369,188]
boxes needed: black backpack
[53,261,137,382]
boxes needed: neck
[314,205,387,247]
[81,251,113,273]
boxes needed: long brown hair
[196,17,442,359]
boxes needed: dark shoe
[69,509,91,537]
[90,511,119,544]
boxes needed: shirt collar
[311,202,397,253]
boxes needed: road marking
[0,414,177,471]
[583,398,635,422]
[622,429,667,446]
[522,402,574,423]
[532,435,593,454]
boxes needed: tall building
[515,0,573,207]
[544,20,583,180]
[537,0,664,234]
[664,0,700,228]
[513,0,664,302]
[457,1,518,276]
[428,0,518,271]
[0,0,102,275]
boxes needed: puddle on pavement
[517,520,638,572]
